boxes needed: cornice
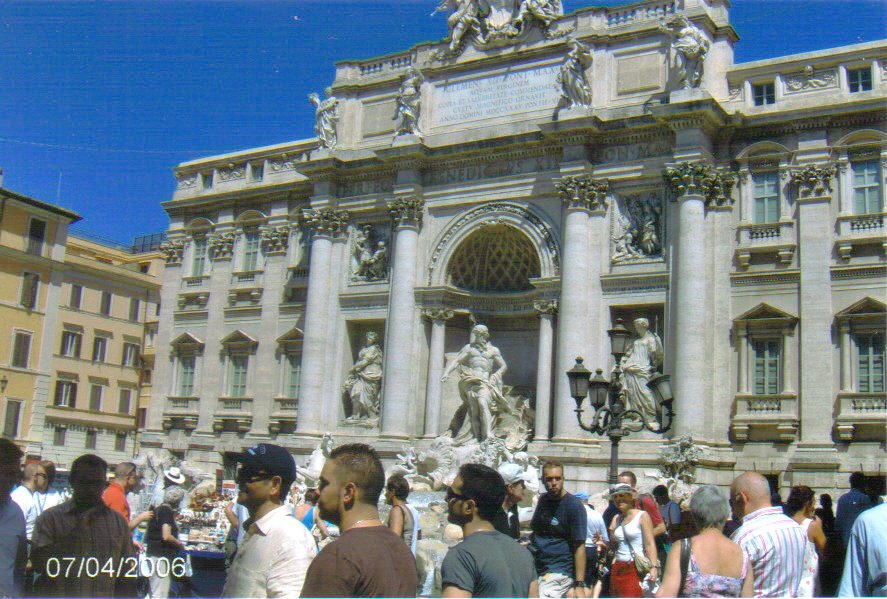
[830,264,887,281]
[730,270,801,287]
[600,271,669,294]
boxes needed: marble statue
[343,332,384,421]
[309,88,339,149]
[611,195,663,264]
[659,15,709,89]
[618,318,664,426]
[554,37,593,119]
[351,226,389,282]
[297,433,334,489]
[441,324,510,443]
[393,67,424,140]
[434,0,565,58]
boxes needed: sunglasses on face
[445,487,469,503]
[235,470,274,484]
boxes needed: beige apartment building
[1,176,81,459]
[40,235,163,468]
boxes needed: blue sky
[0,1,884,245]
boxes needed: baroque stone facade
[143,0,887,496]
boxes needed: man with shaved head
[729,472,807,597]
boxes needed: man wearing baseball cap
[494,463,530,539]
[222,443,317,599]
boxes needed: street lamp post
[566,319,676,485]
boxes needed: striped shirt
[731,506,807,598]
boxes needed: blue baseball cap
[235,443,297,480]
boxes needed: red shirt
[102,482,131,523]
[637,494,663,526]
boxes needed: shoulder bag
[620,516,653,579]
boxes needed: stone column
[736,323,748,395]
[792,165,836,445]
[296,208,349,435]
[663,162,734,437]
[533,300,558,441]
[839,322,852,392]
[553,176,608,441]
[781,323,795,394]
[422,309,453,437]
[381,197,425,438]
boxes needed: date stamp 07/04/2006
[45,556,187,579]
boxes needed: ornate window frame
[833,130,887,260]
[732,303,799,442]
[169,332,204,399]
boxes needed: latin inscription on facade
[432,64,560,127]
[423,154,560,187]
[591,139,672,164]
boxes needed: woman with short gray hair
[146,485,187,598]
[656,486,754,598]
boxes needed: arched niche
[427,202,560,287]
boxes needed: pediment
[220,329,258,346]
[735,303,798,323]
[277,327,304,348]
[835,297,886,319]
[170,332,204,348]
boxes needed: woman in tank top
[385,474,420,556]
[606,483,660,598]
[786,486,826,598]
[657,485,753,598]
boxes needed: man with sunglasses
[0,439,27,598]
[442,463,537,598]
[223,443,316,599]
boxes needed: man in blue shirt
[0,439,28,598]
[838,502,886,597]
[835,472,873,543]
[530,462,588,598]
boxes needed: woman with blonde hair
[606,482,660,597]
[657,485,753,598]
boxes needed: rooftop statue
[434,0,566,59]
[308,88,339,149]
[554,36,593,119]
[659,15,709,89]
[393,67,425,141]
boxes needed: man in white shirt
[575,492,609,591]
[222,443,317,599]
[730,472,806,598]
[10,463,38,541]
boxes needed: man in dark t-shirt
[442,464,537,597]
[531,462,588,598]
[301,443,416,598]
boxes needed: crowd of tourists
[1,437,884,598]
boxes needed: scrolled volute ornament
[260,226,290,254]
[556,176,609,212]
[160,240,185,265]
[663,162,735,207]
[789,164,834,198]
[301,208,350,237]
[389,197,425,229]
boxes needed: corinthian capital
[663,162,736,208]
[556,176,609,212]
[533,300,559,316]
[302,208,350,237]
[423,308,454,322]
[160,239,185,265]
[388,197,425,229]
[260,226,290,254]
[790,164,834,199]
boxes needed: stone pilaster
[422,308,454,437]
[553,175,608,441]
[533,300,558,441]
[792,164,835,446]
[380,197,425,438]
[296,208,349,435]
[663,162,734,437]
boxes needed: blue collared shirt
[838,503,887,597]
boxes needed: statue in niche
[441,324,512,443]
[554,37,593,119]
[611,195,663,264]
[393,67,424,141]
[618,318,664,428]
[309,88,339,149]
[659,15,709,89]
[343,331,383,422]
[351,225,389,282]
